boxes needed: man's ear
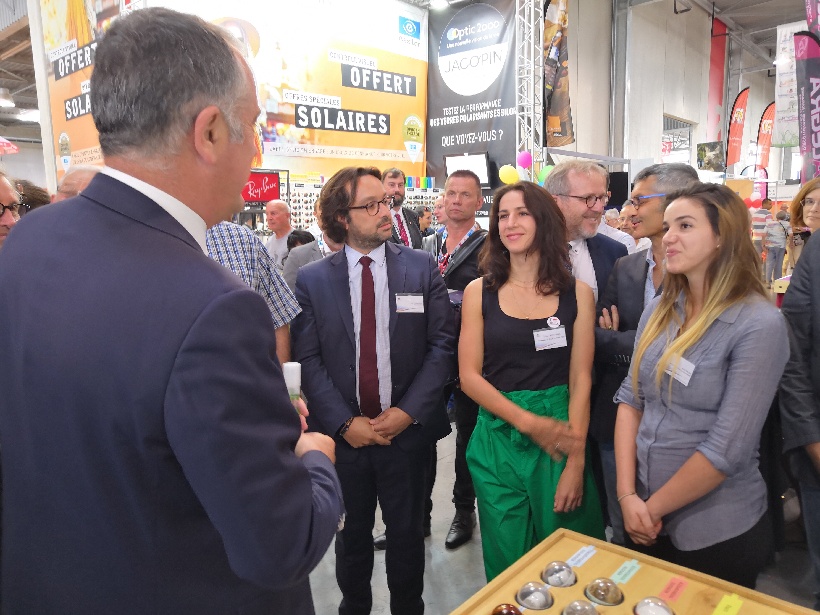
[192,105,223,165]
[337,212,349,232]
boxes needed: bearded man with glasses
[292,166,455,615]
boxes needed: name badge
[664,357,695,386]
[396,293,424,313]
[533,327,567,351]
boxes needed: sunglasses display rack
[288,182,323,231]
[404,187,442,210]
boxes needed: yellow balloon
[499,164,518,185]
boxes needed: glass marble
[584,578,625,606]
[515,582,553,610]
[562,599,599,615]
[541,560,577,587]
[633,597,675,615]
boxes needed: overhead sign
[427,0,516,211]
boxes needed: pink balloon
[516,151,533,169]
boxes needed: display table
[450,529,814,614]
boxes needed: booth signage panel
[36,0,428,181]
[242,171,280,203]
[426,0,516,213]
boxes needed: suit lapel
[329,250,355,347]
[386,242,406,339]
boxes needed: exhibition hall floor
[310,429,816,614]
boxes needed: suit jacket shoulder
[283,241,323,290]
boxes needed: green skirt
[466,385,605,581]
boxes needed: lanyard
[437,223,480,276]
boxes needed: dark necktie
[394,211,410,246]
[358,256,381,418]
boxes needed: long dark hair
[479,182,572,296]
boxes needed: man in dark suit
[383,167,423,249]
[593,163,698,544]
[292,167,455,615]
[0,10,343,614]
[546,161,628,302]
[781,232,820,611]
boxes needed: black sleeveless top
[482,278,576,393]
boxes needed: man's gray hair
[604,208,619,221]
[90,8,248,163]
[544,160,609,196]
[633,163,698,193]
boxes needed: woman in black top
[459,182,604,581]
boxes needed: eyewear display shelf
[450,529,813,615]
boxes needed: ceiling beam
[0,39,30,62]
[686,0,774,65]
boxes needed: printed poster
[38,0,429,180]
[543,0,574,147]
[426,0,516,212]
[794,31,820,182]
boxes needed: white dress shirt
[392,207,412,246]
[345,243,392,413]
[598,219,637,254]
[101,166,208,253]
[569,238,599,301]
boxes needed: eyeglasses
[628,193,667,210]
[557,194,609,208]
[348,196,394,216]
[0,189,21,218]
[801,198,820,209]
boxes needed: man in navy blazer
[546,161,628,302]
[0,9,343,614]
[292,167,455,615]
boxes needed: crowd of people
[0,7,819,615]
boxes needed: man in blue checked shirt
[207,221,300,364]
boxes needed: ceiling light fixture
[430,0,449,8]
[0,88,14,108]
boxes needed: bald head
[54,166,101,202]
[265,199,291,236]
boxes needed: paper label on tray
[711,593,743,615]
[659,576,688,602]
[610,558,641,584]
[565,545,596,567]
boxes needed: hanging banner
[706,19,727,142]
[807,0,820,36]
[756,102,776,169]
[543,0,574,147]
[795,31,820,182]
[426,0,516,213]
[37,0,429,181]
[726,87,749,167]
[774,21,806,147]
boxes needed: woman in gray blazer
[614,183,789,588]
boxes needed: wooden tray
[450,529,814,614]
